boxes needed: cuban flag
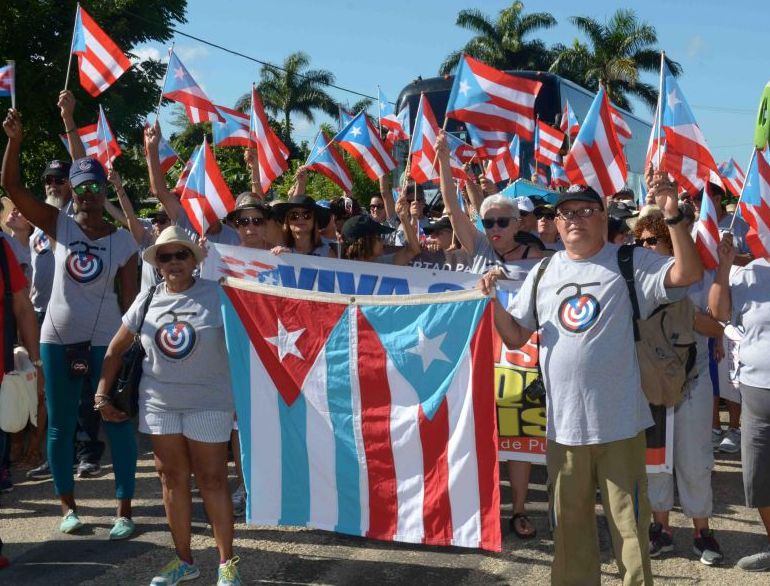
[0,62,14,98]
[445,55,542,141]
[95,105,120,169]
[180,140,235,236]
[220,281,501,552]
[336,111,396,181]
[250,87,290,192]
[484,135,520,184]
[378,87,402,132]
[695,182,721,270]
[738,149,770,258]
[718,158,746,197]
[59,123,99,157]
[306,131,353,194]
[213,105,251,148]
[608,103,632,146]
[70,5,131,96]
[162,50,223,124]
[564,86,627,197]
[550,161,570,189]
[535,120,565,165]
[560,100,580,139]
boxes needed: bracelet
[93,399,111,411]
[64,127,77,134]
[664,210,684,226]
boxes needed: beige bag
[0,347,38,433]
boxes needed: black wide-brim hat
[272,195,331,226]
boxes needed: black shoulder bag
[522,256,552,402]
[110,285,157,417]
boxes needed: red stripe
[418,399,453,545]
[447,110,535,142]
[356,310,399,540]
[307,162,351,193]
[339,143,379,181]
[470,304,501,552]
[585,142,617,196]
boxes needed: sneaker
[736,545,770,572]
[693,529,724,565]
[26,460,51,480]
[649,523,674,558]
[217,556,242,586]
[0,468,13,494]
[109,517,135,540]
[231,484,246,518]
[59,510,83,534]
[150,557,200,585]
[712,428,723,451]
[77,461,101,478]
[719,428,741,454]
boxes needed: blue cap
[69,157,107,187]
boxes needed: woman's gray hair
[479,194,519,219]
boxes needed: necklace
[498,243,523,260]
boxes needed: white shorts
[139,408,234,443]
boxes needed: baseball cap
[69,157,107,188]
[607,201,639,220]
[423,216,452,235]
[555,184,604,210]
[342,215,394,240]
[515,196,535,213]
[41,159,71,180]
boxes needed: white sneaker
[231,483,246,517]
[712,429,723,451]
[719,428,741,454]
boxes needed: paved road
[1,435,767,585]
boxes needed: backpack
[617,245,698,407]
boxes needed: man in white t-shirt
[481,177,703,585]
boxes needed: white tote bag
[0,347,38,433]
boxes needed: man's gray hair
[479,194,519,219]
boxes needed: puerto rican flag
[608,103,632,146]
[336,111,396,181]
[180,139,235,236]
[94,105,120,169]
[338,105,355,130]
[560,100,580,139]
[172,146,198,196]
[410,95,468,183]
[535,120,565,165]
[220,281,501,552]
[564,86,627,197]
[70,5,131,96]
[695,182,721,270]
[484,135,520,184]
[306,131,353,194]
[738,149,770,259]
[163,50,223,124]
[378,87,402,132]
[158,134,179,174]
[0,62,14,98]
[213,105,251,148]
[385,103,411,150]
[250,87,290,192]
[465,123,509,159]
[445,55,542,141]
[550,161,570,189]
[60,123,99,157]
[718,158,746,197]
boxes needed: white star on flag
[380,102,386,110]
[174,67,186,80]
[667,90,682,110]
[407,328,450,371]
[266,320,305,361]
[459,80,471,96]
[350,125,363,138]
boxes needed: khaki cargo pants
[547,431,653,586]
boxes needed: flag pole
[63,3,80,91]
[155,44,175,122]
[376,84,382,135]
[655,51,665,170]
[303,129,322,166]
[400,93,423,194]
[728,148,756,232]
[8,61,15,110]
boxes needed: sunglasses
[44,176,67,186]
[636,237,659,247]
[519,211,532,218]
[369,204,384,211]
[481,217,515,229]
[556,207,602,221]
[150,216,169,225]
[156,249,192,264]
[537,213,556,220]
[287,210,313,222]
[235,216,265,227]
[73,182,102,196]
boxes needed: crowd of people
[0,91,767,586]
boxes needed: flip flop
[509,512,537,539]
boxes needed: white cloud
[175,45,209,63]
[130,46,161,64]
[687,35,705,58]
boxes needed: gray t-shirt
[687,270,715,375]
[730,258,770,388]
[176,208,240,246]
[29,227,54,313]
[138,226,162,293]
[469,231,538,275]
[41,213,138,346]
[123,278,233,413]
[510,243,679,446]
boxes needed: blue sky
[136,0,765,168]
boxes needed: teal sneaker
[109,517,135,540]
[150,557,200,585]
[217,556,242,586]
[59,510,83,534]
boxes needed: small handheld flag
[162,50,223,124]
[0,62,15,109]
[250,86,290,192]
[180,139,235,236]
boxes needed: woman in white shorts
[97,226,242,586]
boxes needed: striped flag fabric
[306,131,353,194]
[608,104,632,146]
[695,182,721,270]
[550,161,570,189]
[464,123,509,159]
[385,103,411,149]
[560,100,580,139]
[378,87,402,132]
[484,135,520,184]
[158,134,180,174]
[70,5,131,96]
[163,50,223,124]
[59,123,99,157]
[180,140,235,236]
[213,105,251,148]
[220,280,501,552]
[445,55,542,141]
[535,120,565,165]
[172,146,199,195]
[336,111,396,181]
[338,105,354,130]
[0,62,14,98]
[564,86,627,197]
[409,95,468,183]
[738,149,770,258]
[718,158,746,197]
[250,87,290,192]
[94,105,120,169]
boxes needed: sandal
[509,512,537,539]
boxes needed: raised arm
[245,147,265,199]
[436,131,478,253]
[288,164,308,197]
[464,172,485,216]
[109,169,149,245]
[379,173,397,220]
[708,233,736,322]
[1,110,59,237]
[145,122,182,221]
[392,194,421,265]
[59,90,86,160]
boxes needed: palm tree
[439,1,557,75]
[236,52,338,143]
[550,9,682,112]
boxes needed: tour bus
[394,71,652,196]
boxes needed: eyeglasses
[519,211,532,218]
[636,236,659,247]
[481,217,515,229]
[150,217,169,225]
[44,176,67,186]
[556,207,602,221]
[537,213,556,221]
[287,210,313,222]
[72,182,102,196]
[156,249,192,263]
[235,216,265,227]
[369,204,384,211]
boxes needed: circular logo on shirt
[155,320,197,359]
[558,294,601,333]
[33,232,51,255]
[65,250,103,283]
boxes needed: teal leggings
[41,343,137,498]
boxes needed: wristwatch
[664,210,684,225]
[31,359,43,368]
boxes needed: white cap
[515,196,535,213]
